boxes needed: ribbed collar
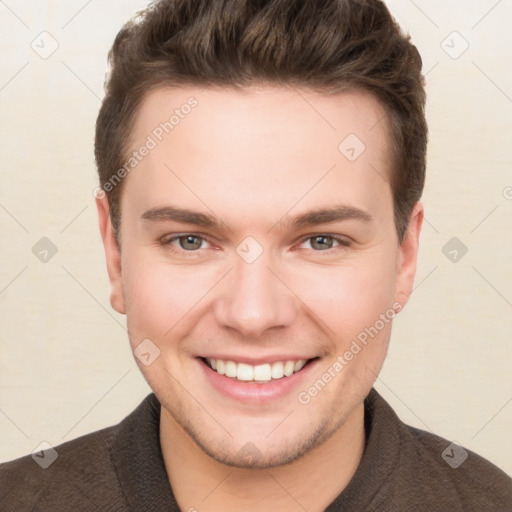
[326,387,402,510]
[110,393,179,511]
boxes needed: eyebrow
[141,206,218,227]
[140,204,373,231]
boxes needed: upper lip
[200,354,317,365]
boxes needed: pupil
[313,236,331,250]
[182,235,200,250]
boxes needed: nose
[213,250,299,339]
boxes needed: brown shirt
[1,388,510,511]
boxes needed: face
[97,85,422,468]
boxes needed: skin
[96,85,423,511]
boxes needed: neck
[160,402,366,512]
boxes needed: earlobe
[95,196,126,315]
[394,201,424,311]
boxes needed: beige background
[1,0,511,474]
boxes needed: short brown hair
[95,0,427,245]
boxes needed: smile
[202,357,313,383]
[197,355,321,403]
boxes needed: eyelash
[160,233,352,257]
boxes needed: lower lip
[197,357,320,404]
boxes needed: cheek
[122,257,185,340]
[121,252,221,345]
[291,255,397,341]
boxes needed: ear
[96,195,126,315]
[394,201,424,311]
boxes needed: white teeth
[253,363,272,382]
[225,360,237,378]
[294,360,306,372]
[237,363,253,381]
[205,357,308,382]
[271,361,284,379]
[283,361,295,377]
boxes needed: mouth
[199,356,319,383]
[197,355,321,403]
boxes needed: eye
[298,235,351,251]
[162,234,210,252]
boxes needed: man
[1,0,510,510]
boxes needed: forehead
[122,84,393,230]
[129,84,390,152]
